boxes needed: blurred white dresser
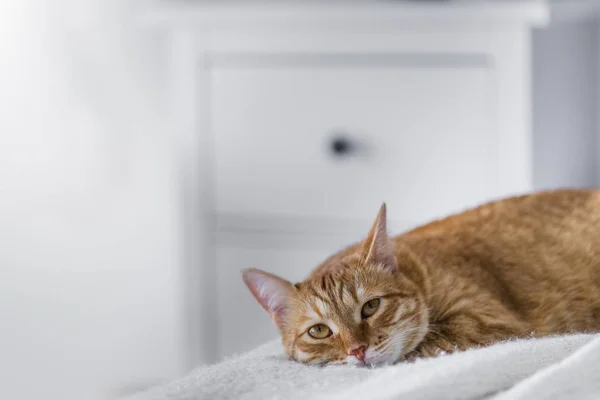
[144,0,600,371]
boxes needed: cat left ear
[241,268,297,331]
[361,203,397,272]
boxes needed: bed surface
[127,333,600,400]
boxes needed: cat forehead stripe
[357,286,365,298]
[342,287,355,304]
[313,298,329,316]
[306,306,322,320]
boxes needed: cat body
[242,189,600,365]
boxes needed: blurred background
[1,0,599,399]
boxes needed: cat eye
[307,324,332,339]
[361,298,381,319]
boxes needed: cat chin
[343,355,367,366]
[340,344,404,367]
[363,348,403,366]
[337,348,399,367]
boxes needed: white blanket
[127,334,600,400]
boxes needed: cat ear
[241,268,297,330]
[361,203,397,272]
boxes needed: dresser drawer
[212,54,503,224]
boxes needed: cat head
[242,204,429,366]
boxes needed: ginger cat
[242,189,600,365]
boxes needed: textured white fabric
[127,334,600,400]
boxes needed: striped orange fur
[242,189,600,365]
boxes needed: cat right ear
[361,202,397,272]
[241,268,297,330]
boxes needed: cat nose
[348,345,367,362]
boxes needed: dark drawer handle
[330,136,354,157]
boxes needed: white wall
[532,19,599,189]
[0,1,185,399]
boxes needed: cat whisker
[393,307,431,327]
[385,326,427,355]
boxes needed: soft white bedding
[127,333,600,400]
